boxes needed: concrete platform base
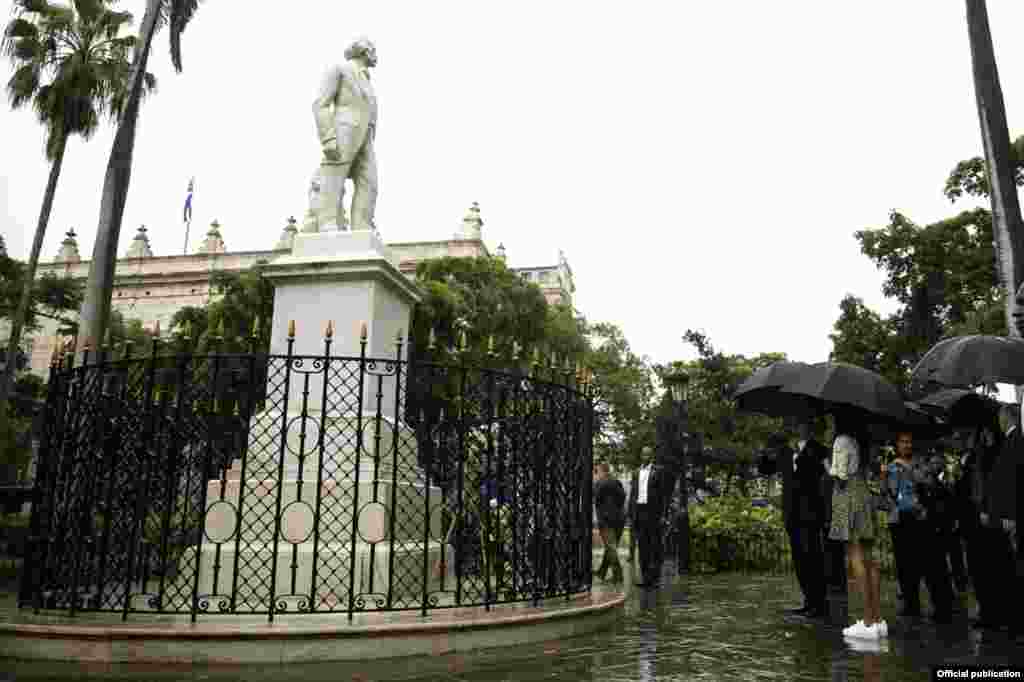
[0,590,623,664]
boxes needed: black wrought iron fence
[19,333,594,622]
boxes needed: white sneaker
[842,620,866,637]
[876,620,888,637]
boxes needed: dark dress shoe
[805,605,829,619]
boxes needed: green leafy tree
[663,331,788,496]
[584,321,656,471]
[77,0,201,362]
[828,295,909,387]
[831,208,1005,389]
[410,256,555,370]
[167,264,274,354]
[0,0,153,404]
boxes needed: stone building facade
[18,203,575,378]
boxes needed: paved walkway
[3,562,1022,680]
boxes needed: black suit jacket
[628,465,676,521]
[989,428,1021,523]
[759,438,828,526]
[594,478,626,529]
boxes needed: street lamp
[659,369,692,574]
[663,370,690,405]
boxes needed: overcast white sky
[3,1,1024,368]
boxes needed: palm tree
[0,0,155,405]
[76,0,201,360]
[965,0,1024,340]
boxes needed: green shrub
[689,493,790,573]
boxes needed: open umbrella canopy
[868,401,950,442]
[779,362,907,422]
[914,388,1001,427]
[910,334,1024,389]
[734,361,819,418]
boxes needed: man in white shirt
[628,449,674,588]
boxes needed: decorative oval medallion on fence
[204,500,238,544]
[285,414,321,458]
[280,501,316,544]
[357,501,390,543]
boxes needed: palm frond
[6,63,40,108]
[2,18,40,53]
[168,0,200,72]
[71,0,103,27]
[16,0,51,15]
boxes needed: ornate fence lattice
[19,335,594,621]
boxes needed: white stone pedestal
[178,230,450,612]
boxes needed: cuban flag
[183,178,194,223]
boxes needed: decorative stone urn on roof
[275,216,299,251]
[124,225,154,259]
[456,202,483,240]
[198,219,226,254]
[54,229,81,264]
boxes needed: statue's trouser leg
[349,143,378,231]
[316,162,351,231]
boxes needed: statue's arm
[313,64,344,146]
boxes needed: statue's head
[345,37,378,67]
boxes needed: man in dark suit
[989,405,1023,639]
[629,448,677,589]
[593,463,627,583]
[758,422,829,617]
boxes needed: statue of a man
[307,37,379,232]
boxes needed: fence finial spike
[103,326,112,348]
[396,327,404,343]
[288,319,296,340]
[428,326,437,351]
[359,321,368,342]
[251,314,261,339]
[512,340,520,361]
[488,334,495,356]
[325,320,334,339]
[182,319,192,340]
[153,320,161,338]
[459,328,467,352]
[215,317,226,340]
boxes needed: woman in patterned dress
[829,411,885,639]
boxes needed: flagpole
[183,177,195,255]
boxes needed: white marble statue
[306,37,379,233]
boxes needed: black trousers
[634,504,664,585]
[787,521,825,609]
[890,516,953,616]
[964,523,1015,625]
[941,524,968,590]
[823,535,847,592]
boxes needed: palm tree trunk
[75,0,161,363]
[0,133,68,406]
[966,0,1024,340]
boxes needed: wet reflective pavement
[7,566,1022,681]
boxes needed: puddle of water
[6,568,1021,681]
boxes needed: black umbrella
[915,388,1001,427]
[910,334,1024,389]
[734,361,819,418]
[779,362,907,422]
[868,401,950,442]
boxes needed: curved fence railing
[19,337,595,621]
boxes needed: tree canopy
[660,330,789,494]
